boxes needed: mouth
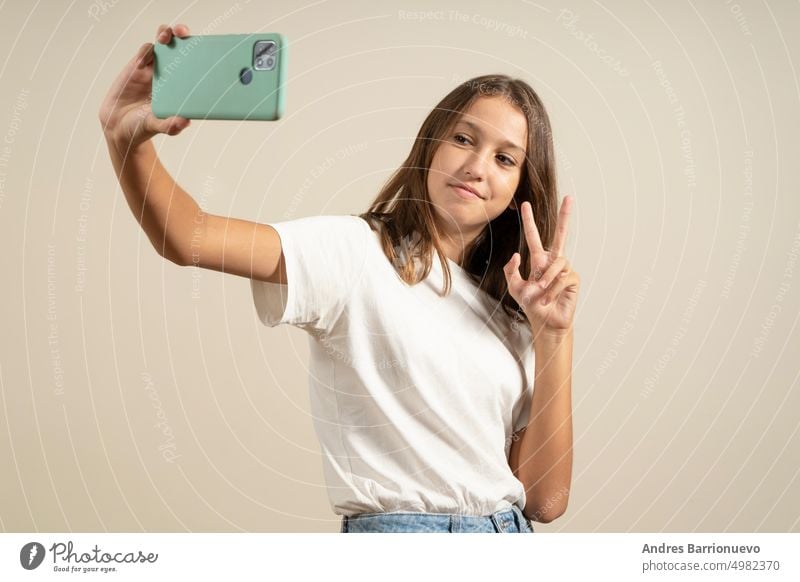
[449,182,484,200]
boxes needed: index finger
[173,23,191,38]
[551,195,573,257]
[521,201,545,255]
[156,23,191,45]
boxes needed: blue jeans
[340,504,535,533]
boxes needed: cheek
[427,151,441,182]
[433,145,460,173]
[428,150,454,189]
[501,171,521,193]
[426,158,439,192]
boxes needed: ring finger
[540,271,577,305]
[535,256,568,290]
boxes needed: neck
[433,218,483,267]
[439,239,464,266]
[438,231,482,267]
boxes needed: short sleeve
[250,214,371,334]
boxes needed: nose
[462,149,489,180]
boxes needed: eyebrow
[455,120,526,156]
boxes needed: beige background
[0,0,798,533]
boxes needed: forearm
[104,136,200,264]
[517,328,574,520]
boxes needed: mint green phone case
[152,33,287,121]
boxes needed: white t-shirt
[250,214,535,517]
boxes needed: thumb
[504,252,522,285]
[144,114,191,137]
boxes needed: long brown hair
[358,74,559,322]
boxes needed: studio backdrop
[0,0,797,532]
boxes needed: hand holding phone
[98,24,193,149]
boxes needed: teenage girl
[99,23,579,533]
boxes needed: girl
[99,23,579,533]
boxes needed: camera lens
[255,42,274,58]
[254,41,278,69]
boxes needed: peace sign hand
[504,196,580,339]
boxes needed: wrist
[532,325,573,347]
[103,129,128,157]
[105,131,151,161]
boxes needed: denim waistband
[341,504,534,533]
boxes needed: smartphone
[152,33,287,121]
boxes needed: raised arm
[99,23,285,284]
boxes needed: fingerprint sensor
[239,68,253,85]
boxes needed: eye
[497,154,516,166]
[453,133,516,166]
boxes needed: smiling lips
[450,183,483,200]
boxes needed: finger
[136,43,155,69]
[173,23,191,38]
[551,195,573,257]
[157,24,173,44]
[505,253,544,309]
[531,254,550,281]
[539,271,579,306]
[504,252,525,290]
[134,43,151,68]
[506,252,539,308]
[144,114,191,137]
[521,201,545,256]
[536,256,567,290]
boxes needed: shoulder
[276,213,369,231]
[270,214,373,245]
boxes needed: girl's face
[427,96,528,244]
